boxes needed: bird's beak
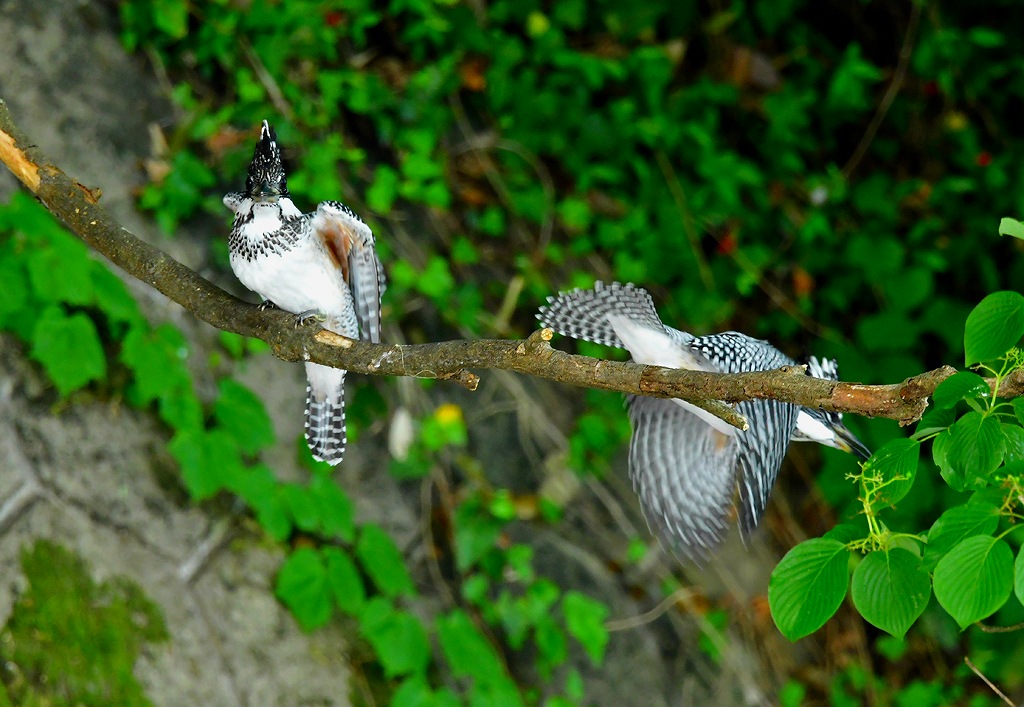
[833,424,871,461]
[256,179,281,200]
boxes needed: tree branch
[0,99,1013,428]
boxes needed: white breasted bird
[538,281,870,561]
[224,121,385,466]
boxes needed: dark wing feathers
[312,201,385,343]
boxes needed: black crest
[245,120,288,197]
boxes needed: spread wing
[690,332,800,542]
[734,397,798,539]
[626,396,740,562]
[311,200,386,343]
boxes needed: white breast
[230,206,356,338]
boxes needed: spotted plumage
[225,121,385,466]
[537,281,869,561]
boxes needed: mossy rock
[0,540,168,705]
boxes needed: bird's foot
[295,309,327,328]
[258,300,279,311]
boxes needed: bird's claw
[258,300,279,311]
[295,310,327,328]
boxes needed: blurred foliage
[0,191,602,704]
[2,0,1024,702]
[0,540,167,705]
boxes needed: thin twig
[964,656,1016,707]
[842,2,922,178]
[974,620,1024,634]
[654,149,714,291]
[606,587,695,631]
[240,39,295,122]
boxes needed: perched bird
[224,121,385,465]
[537,281,869,560]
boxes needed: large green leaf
[231,463,291,541]
[275,548,332,631]
[26,238,93,306]
[562,591,610,666]
[30,307,106,396]
[938,411,1005,488]
[167,428,244,500]
[323,547,365,616]
[358,598,430,678]
[1001,426,1024,464]
[1017,546,1024,609]
[964,291,1024,366]
[862,438,919,505]
[933,536,1014,628]
[931,371,990,409]
[924,501,1001,571]
[281,483,319,532]
[309,473,355,542]
[355,524,416,598]
[769,539,850,641]
[850,549,930,638]
[436,609,507,683]
[212,378,275,455]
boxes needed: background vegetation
[4,0,1024,704]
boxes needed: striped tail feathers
[304,362,347,466]
[537,281,668,349]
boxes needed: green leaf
[358,598,430,678]
[167,428,244,500]
[90,265,143,327]
[924,501,1001,570]
[454,501,503,571]
[964,291,1024,366]
[769,538,850,641]
[120,324,193,408]
[1016,546,1024,610]
[437,610,506,683]
[417,255,456,299]
[1001,425,1024,464]
[561,591,609,666]
[392,677,461,707]
[309,474,355,542]
[366,165,399,213]
[152,0,189,38]
[534,615,567,672]
[823,522,867,545]
[281,483,320,532]
[933,535,1013,629]
[850,549,930,638]
[26,238,93,306]
[232,464,291,541]
[999,217,1024,240]
[323,547,365,615]
[940,411,1005,486]
[931,372,990,409]
[213,378,276,454]
[355,524,415,598]
[862,438,919,505]
[276,548,332,631]
[29,308,106,396]
[0,252,30,335]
